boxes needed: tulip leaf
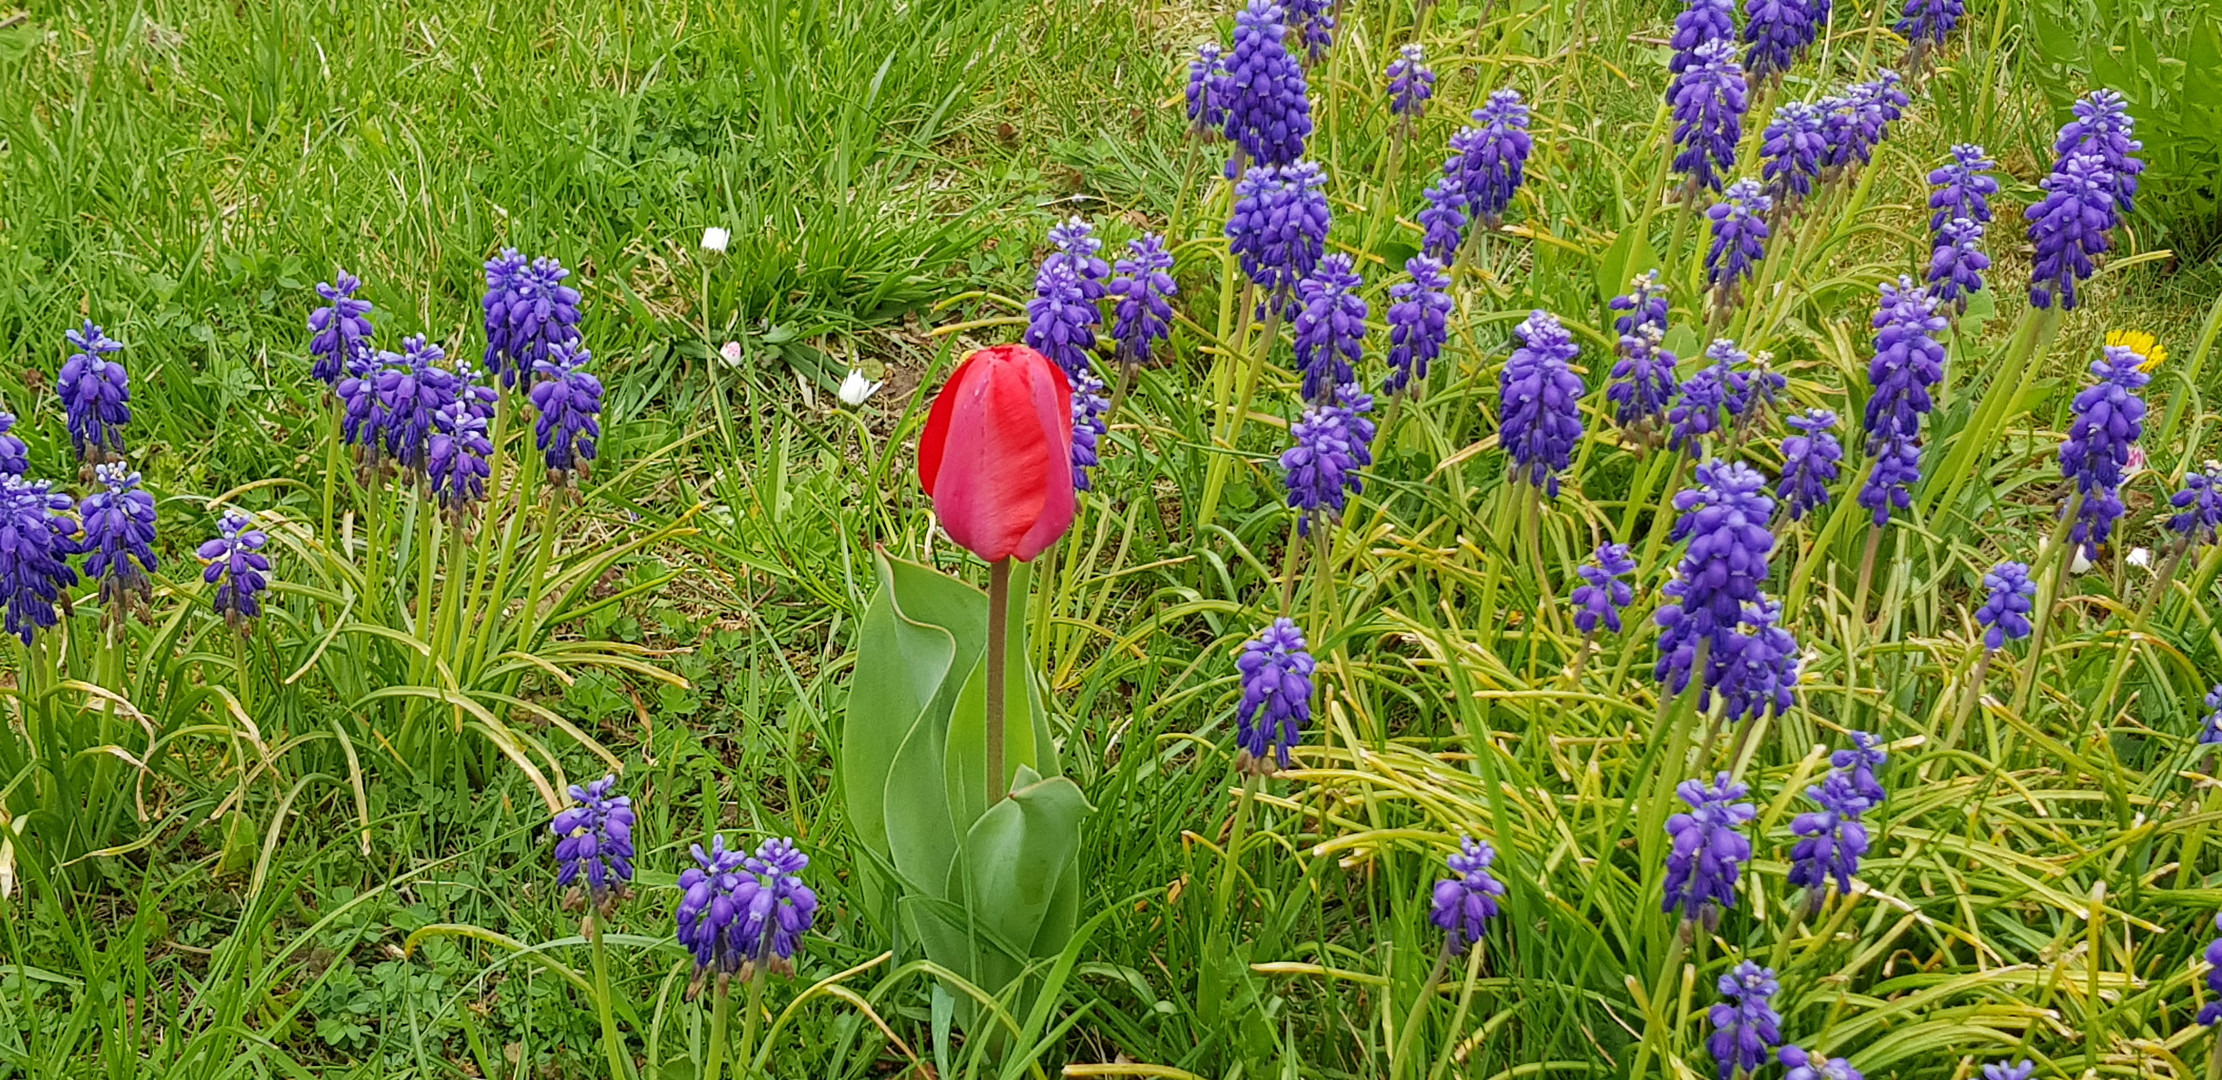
[955,767,1092,996]
[843,552,970,859]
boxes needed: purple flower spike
[2059,344,2149,555]
[1928,145,1999,231]
[0,414,27,478]
[1780,1046,1863,1080]
[1662,773,1755,926]
[1608,272,1679,436]
[731,837,818,977]
[1234,617,1315,773]
[1045,218,1111,295]
[375,335,458,477]
[1705,180,1772,308]
[0,476,79,644]
[1223,0,1313,172]
[1281,387,1375,537]
[1778,409,1843,522]
[482,251,583,390]
[1070,366,1109,492]
[2056,90,2143,216]
[1789,770,1872,902]
[1418,175,1470,262]
[1654,460,1776,700]
[308,272,375,386]
[2168,466,2222,547]
[1743,0,1821,81]
[530,340,604,487]
[1762,101,1828,214]
[1387,44,1434,124]
[1187,43,1230,135]
[1286,0,1334,65]
[2203,686,2222,747]
[1499,311,1585,498]
[2026,152,2118,311]
[1109,234,1177,368]
[197,510,271,630]
[428,401,493,516]
[1707,961,1783,1080]
[1975,560,2035,650]
[551,775,636,911]
[1715,597,1799,723]
[1671,39,1749,195]
[77,463,158,616]
[1571,542,1637,635]
[1857,433,1922,526]
[1668,339,1750,454]
[1834,730,1889,806]
[1027,254,1101,382]
[676,836,747,984]
[1895,0,1964,50]
[1227,161,1331,314]
[1670,0,1738,73]
[58,321,130,465]
[2203,913,2222,1025]
[1384,256,1453,397]
[1927,218,1990,312]
[1450,89,1532,229]
[1983,1061,2035,1080]
[1828,72,1910,176]
[1430,836,1506,954]
[1859,278,1945,526]
[1293,254,1368,404]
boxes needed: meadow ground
[3,0,2222,1077]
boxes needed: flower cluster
[1222,0,1313,171]
[1927,217,1989,312]
[1286,0,1334,65]
[1384,256,1453,397]
[1669,0,1737,73]
[1654,461,1777,700]
[1705,180,1771,308]
[1708,962,1783,1079]
[2205,914,2222,1026]
[1780,1046,1862,1080]
[2204,685,2222,748]
[1927,144,1998,231]
[1187,43,1229,134]
[1858,279,1946,526]
[1281,388,1375,536]
[1293,255,1368,403]
[2058,345,2149,555]
[1234,617,1315,772]
[2055,89,2142,216]
[530,341,604,487]
[1430,836,1506,954]
[1895,0,1965,52]
[2169,466,2222,547]
[76,464,157,617]
[376,335,459,476]
[308,272,375,386]
[1499,311,1585,497]
[58,322,130,466]
[1418,176,1469,262]
[1788,770,1874,904]
[1671,39,1748,195]
[1974,561,2036,649]
[1714,597,1799,724]
[1386,44,1433,124]
[0,476,79,644]
[1227,161,1331,311]
[198,510,272,630]
[1820,72,1908,177]
[1571,542,1637,636]
[1447,90,1533,229]
[0,414,26,478]
[1608,272,1679,437]
[1070,367,1110,492]
[482,250,583,389]
[1663,773,1755,927]
[552,775,636,911]
[1743,0,1823,81]
[1778,409,1843,521]
[1026,225,1105,380]
[1668,339,1750,454]
[2027,151,2119,310]
[1761,101,1827,214]
[1109,234,1177,368]
[676,835,820,990]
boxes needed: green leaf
[841,552,965,860]
[956,767,1093,995]
[1595,226,1657,310]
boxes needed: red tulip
[918,344,1076,563]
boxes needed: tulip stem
[987,558,1011,805]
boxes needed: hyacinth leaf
[1595,226,1659,310]
[953,766,1091,999]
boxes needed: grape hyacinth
[1975,560,2035,649]
[1823,72,1910,177]
[2204,914,2222,1026]
[1430,836,1506,954]
[0,414,26,478]
[1386,44,1434,125]
[308,272,375,386]
[1292,255,1368,403]
[1655,460,1776,699]
[551,775,636,911]
[376,335,458,476]
[676,835,747,988]
[58,322,130,466]
[1927,217,1990,313]
[1707,962,1784,1080]
[1788,770,1873,903]
[337,348,393,469]
[1187,43,1230,135]
[2025,152,2117,310]
[1571,542,1637,635]
[1026,256,1101,381]
[1384,256,1452,397]
[1859,278,1946,525]
[2168,466,2222,547]
[76,464,158,617]
[428,401,493,516]
[1281,387,1374,536]
[1498,310,1585,497]
[1070,366,1109,492]
[1705,180,1772,309]
[1450,89,1533,229]
[1928,145,1999,231]
[1662,773,1756,927]
[482,251,583,389]
[1728,351,1786,428]
[1778,409,1843,522]
[1668,339,1749,454]
[1670,39,1749,196]
[0,476,79,644]
[1608,273,1680,437]
[1669,0,1738,73]
[1418,176,1469,262]
[1045,218,1111,296]
[732,837,819,978]
[1223,0,1313,171]
[1227,161,1331,312]
[2059,344,2149,555]
[1835,730,1889,806]
[1286,0,1334,65]
[2056,89,2143,216]
[1858,435,1922,526]
[1743,0,1819,81]
[1234,617,1315,773]
[531,340,604,487]
[1108,234,1176,368]
[198,510,271,630]
[1780,1046,1862,1080]
[1761,101,1827,214]
[1715,597,1799,724]
[2204,685,2222,748]
[1895,0,1964,57]
[1983,1062,2035,1080]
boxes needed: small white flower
[700,227,730,254]
[2127,546,2153,570]
[2070,548,2094,574]
[718,341,744,369]
[838,368,883,407]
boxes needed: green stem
[1197,302,1281,532]
[1214,773,1261,929]
[517,491,562,659]
[2016,495,2083,722]
[987,558,1011,805]
[589,913,630,1080]
[738,971,767,1078]
[703,979,733,1080]
[1389,949,1453,1080]
[1628,931,1689,1080]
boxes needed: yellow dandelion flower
[2105,329,2166,371]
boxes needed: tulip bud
[918,344,1075,563]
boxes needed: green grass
[3,0,2222,1077]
